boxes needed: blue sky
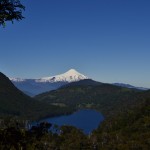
[0,0,150,87]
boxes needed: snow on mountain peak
[9,69,89,83]
[66,69,79,74]
[63,69,84,76]
[9,77,25,82]
[36,69,89,83]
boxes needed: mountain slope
[0,72,73,120]
[10,69,88,96]
[61,79,102,87]
[113,83,149,90]
[11,80,67,97]
[35,79,148,117]
[92,92,150,149]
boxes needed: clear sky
[0,0,150,88]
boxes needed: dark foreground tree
[0,0,25,26]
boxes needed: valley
[0,72,74,120]
[0,71,150,149]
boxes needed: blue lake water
[39,109,104,134]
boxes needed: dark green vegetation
[0,0,25,26]
[92,96,150,149]
[0,72,74,120]
[0,73,150,149]
[0,120,92,150]
[34,79,150,149]
[36,79,146,117]
[0,96,149,149]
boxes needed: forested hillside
[92,95,150,149]
[0,72,74,120]
[36,80,149,117]
[0,94,149,149]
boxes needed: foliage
[0,120,91,150]
[0,97,149,149]
[0,0,25,26]
[91,98,150,150]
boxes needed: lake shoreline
[34,109,104,134]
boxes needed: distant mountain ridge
[61,79,102,88]
[10,69,149,96]
[10,69,89,96]
[113,83,149,91]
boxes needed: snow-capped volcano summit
[36,69,88,83]
[10,69,89,96]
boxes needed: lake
[39,109,104,134]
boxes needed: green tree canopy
[0,0,25,26]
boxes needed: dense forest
[0,95,149,149]
[36,79,150,117]
[92,97,150,149]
